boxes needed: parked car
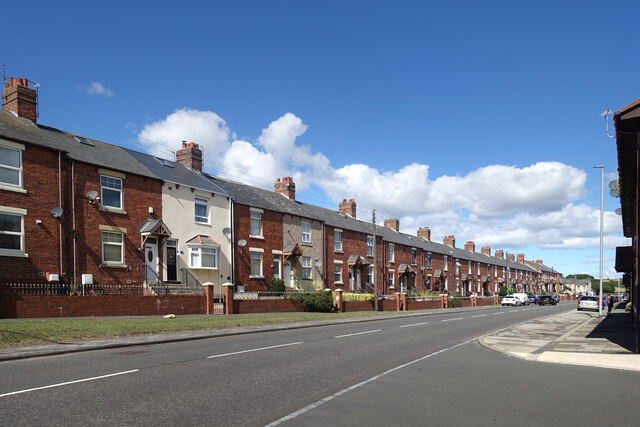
[529,295,538,304]
[501,295,521,306]
[513,293,530,306]
[551,295,559,303]
[537,295,556,306]
[577,295,598,311]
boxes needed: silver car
[577,296,598,311]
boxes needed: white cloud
[78,82,115,97]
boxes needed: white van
[513,293,530,306]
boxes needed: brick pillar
[493,295,499,305]
[223,282,234,315]
[440,294,448,309]
[400,293,407,311]
[335,289,344,312]
[203,282,215,314]
[471,295,477,307]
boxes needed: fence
[0,283,144,296]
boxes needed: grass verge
[0,311,405,349]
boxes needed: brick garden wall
[233,298,303,313]
[406,299,441,310]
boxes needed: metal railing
[145,265,169,296]
[181,268,205,295]
[0,283,144,296]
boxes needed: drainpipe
[72,160,77,286]
[321,221,326,288]
[58,151,63,277]
[229,197,234,288]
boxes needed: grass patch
[0,311,404,348]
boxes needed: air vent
[74,135,94,146]
[155,157,174,168]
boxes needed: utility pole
[373,209,378,311]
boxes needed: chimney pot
[274,176,296,199]
[2,76,37,123]
[176,141,203,172]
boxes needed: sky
[4,0,639,279]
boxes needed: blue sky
[4,0,639,278]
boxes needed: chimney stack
[464,241,475,252]
[536,259,543,265]
[481,246,491,256]
[444,235,455,248]
[417,227,431,241]
[2,77,37,123]
[516,253,525,264]
[339,198,356,218]
[176,141,203,172]
[507,253,515,262]
[384,219,399,231]
[495,250,504,259]
[275,177,296,200]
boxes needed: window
[100,175,122,209]
[273,255,281,279]
[250,211,262,237]
[0,143,23,188]
[411,249,416,265]
[388,244,394,262]
[367,265,374,284]
[301,256,312,279]
[189,247,218,269]
[0,211,24,254]
[477,262,480,275]
[101,231,123,264]
[367,236,374,256]
[194,197,209,223]
[444,256,448,271]
[468,261,471,273]
[427,253,432,269]
[334,261,343,283]
[302,222,311,243]
[388,270,395,288]
[334,230,342,251]
[455,260,459,275]
[250,251,262,277]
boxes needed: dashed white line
[471,314,487,318]
[208,342,303,359]
[492,312,504,315]
[335,329,381,339]
[0,370,139,398]
[441,317,463,322]
[399,321,430,328]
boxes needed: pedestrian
[608,294,614,315]
[602,295,608,312]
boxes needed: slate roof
[0,110,227,196]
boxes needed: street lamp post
[594,165,604,318]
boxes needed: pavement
[1,302,639,372]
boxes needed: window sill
[195,221,211,226]
[334,281,344,285]
[0,251,28,258]
[249,235,265,240]
[99,207,127,215]
[189,266,219,270]
[249,275,264,279]
[388,286,396,290]
[301,242,312,246]
[0,184,27,194]
[334,249,343,253]
[100,263,128,269]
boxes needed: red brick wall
[0,295,206,318]
[0,145,64,284]
[325,226,372,291]
[406,299,441,310]
[233,298,303,313]
[233,204,284,291]
[343,300,375,312]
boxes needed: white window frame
[388,243,395,263]
[334,229,342,252]
[411,248,416,265]
[367,265,374,284]
[455,259,460,275]
[100,174,123,210]
[301,221,311,244]
[101,231,124,265]
[194,196,209,224]
[0,206,26,256]
[189,246,218,269]
[250,208,263,238]
[388,269,395,289]
[444,256,448,271]
[334,261,343,284]
[367,236,374,256]
[468,260,471,274]
[301,256,312,279]
[427,253,432,269]
[250,248,263,278]
[477,262,481,275]
[0,140,24,191]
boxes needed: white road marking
[399,321,430,328]
[335,329,381,339]
[208,342,303,359]
[471,314,487,318]
[492,312,504,315]
[441,317,463,322]
[0,370,139,398]
[266,325,517,426]
[508,310,517,312]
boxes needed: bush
[288,291,336,312]
[498,286,508,296]
[269,278,285,293]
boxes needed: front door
[166,240,177,282]
[284,261,292,287]
[349,269,354,291]
[145,237,158,275]
[356,269,361,291]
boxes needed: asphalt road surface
[1,303,637,426]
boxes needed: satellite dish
[608,180,619,191]
[615,208,622,215]
[237,239,247,247]
[222,227,231,236]
[86,190,98,200]
[314,260,322,268]
[51,207,63,218]
[610,189,620,198]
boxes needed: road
[1,303,637,426]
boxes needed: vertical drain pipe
[58,151,63,277]
[72,160,77,287]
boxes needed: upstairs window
[411,249,416,265]
[100,175,122,209]
[334,230,342,251]
[427,253,432,269]
[444,256,448,271]
[250,211,262,237]
[0,143,23,188]
[195,197,209,223]
[301,221,311,243]
[367,236,374,256]
[388,243,394,262]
